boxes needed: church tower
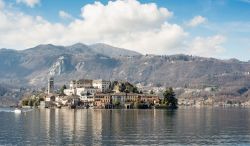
[48,77,54,94]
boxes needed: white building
[64,86,98,102]
[76,87,98,97]
[93,79,111,93]
[76,87,98,104]
[64,88,76,96]
[64,79,111,100]
[65,79,94,96]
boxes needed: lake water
[1,107,250,145]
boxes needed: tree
[150,90,154,94]
[60,85,67,95]
[163,87,178,108]
[33,100,39,107]
[22,99,29,106]
[28,99,33,106]
[125,88,129,93]
[119,83,126,92]
[132,87,139,93]
[113,101,120,108]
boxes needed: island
[20,77,178,109]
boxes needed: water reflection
[1,107,250,145]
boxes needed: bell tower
[48,77,54,94]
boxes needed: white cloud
[114,23,187,55]
[0,0,4,9]
[59,10,73,20]
[188,35,226,57]
[16,0,40,8]
[187,15,207,27]
[0,0,179,52]
[0,10,65,49]
[0,0,226,58]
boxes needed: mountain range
[1,43,250,104]
[1,43,250,86]
[0,43,250,105]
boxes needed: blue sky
[0,0,250,60]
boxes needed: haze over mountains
[1,43,250,89]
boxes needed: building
[139,94,160,105]
[76,87,98,105]
[45,94,55,102]
[70,97,80,108]
[70,79,93,89]
[76,87,98,97]
[111,93,139,105]
[48,77,54,94]
[93,93,159,108]
[94,93,112,108]
[43,94,56,108]
[40,101,46,108]
[64,79,100,106]
[64,79,111,97]
[64,79,97,96]
[93,79,111,93]
[64,88,76,96]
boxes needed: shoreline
[3,105,250,110]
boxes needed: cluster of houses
[41,77,160,109]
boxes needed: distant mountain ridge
[0,43,250,93]
[89,43,140,57]
[22,43,141,57]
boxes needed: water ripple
[0,108,250,145]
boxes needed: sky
[0,0,250,60]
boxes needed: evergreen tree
[132,87,139,93]
[119,83,126,92]
[60,85,67,95]
[28,99,33,106]
[163,87,178,108]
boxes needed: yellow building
[94,93,160,108]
